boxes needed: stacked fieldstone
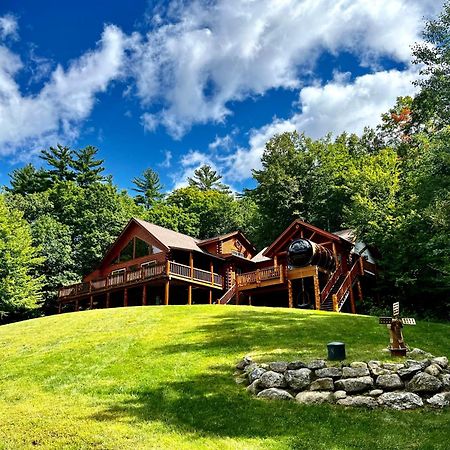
[234,353,450,409]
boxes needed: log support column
[90,295,94,310]
[349,285,356,314]
[142,285,147,306]
[332,294,338,312]
[287,280,293,308]
[248,295,252,306]
[58,302,62,314]
[189,252,194,278]
[188,285,192,305]
[356,280,363,302]
[124,288,128,307]
[313,269,321,311]
[75,300,79,312]
[164,280,170,305]
[209,289,212,304]
[106,292,110,308]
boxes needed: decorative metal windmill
[379,302,416,357]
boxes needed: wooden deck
[59,261,223,301]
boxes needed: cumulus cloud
[171,149,214,189]
[131,0,438,137]
[223,68,420,181]
[0,24,126,157]
[0,14,18,40]
[159,150,172,168]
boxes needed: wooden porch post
[75,300,79,311]
[124,288,128,307]
[313,268,321,310]
[90,295,94,309]
[332,243,338,267]
[287,280,293,308]
[332,294,338,312]
[209,289,212,304]
[58,302,62,314]
[349,285,356,314]
[274,255,278,268]
[188,285,192,305]
[142,284,147,306]
[248,295,252,306]
[164,280,170,305]
[189,252,194,279]
[356,280,363,302]
[106,292,110,308]
[210,260,214,286]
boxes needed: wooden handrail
[236,265,282,287]
[218,284,236,304]
[320,264,343,303]
[334,257,363,311]
[362,259,378,275]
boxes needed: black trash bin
[327,341,346,361]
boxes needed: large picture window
[112,237,162,264]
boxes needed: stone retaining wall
[234,352,450,410]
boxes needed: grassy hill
[0,306,448,450]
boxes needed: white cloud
[159,150,172,168]
[209,134,234,152]
[0,14,18,40]
[171,149,214,190]
[131,0,440,137]
[0,24,126,157]
[223,68,420,181]
[141,112,159,132]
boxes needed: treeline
[1,3,449,322]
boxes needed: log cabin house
[58,218,377,313]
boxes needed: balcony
[59,261,223,300]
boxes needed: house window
[118,240,133,263]
[111,268,126,276]
[141,261,156,269]
[112,237,162,264]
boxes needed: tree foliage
[167,187,240,239]
[187,164,230,192]
[132,168,163,209]
[71,146,106,187]
[0,195,44,321]
[412,1,450,129]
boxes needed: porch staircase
[320,273,347,311]
[319,256,363,312]
[217,283,237,305]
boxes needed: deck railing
[59,261,223,299]
[236,265,283,287]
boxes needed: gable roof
[134,218,203,253]
[198,230,256,253]
[333,229,356,244]
[263,219,353,257]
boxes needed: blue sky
[0,0,443,193]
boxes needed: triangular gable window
[112,237,162,264]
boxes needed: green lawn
[0,306,448,450]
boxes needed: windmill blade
[401,318,416,325]
[379,317,392,324]
[393,302,400,316]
